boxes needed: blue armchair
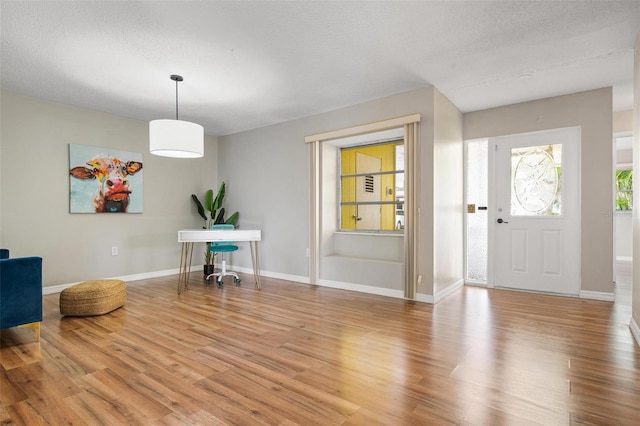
[0,249,43,341]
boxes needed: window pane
[467,140,488,282]
[395,145,404,229]
[511,144,562,216]
[340,141,402,231]
[616,170,633,211]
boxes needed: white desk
[177,229,262,293]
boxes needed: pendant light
[149,74,204,158]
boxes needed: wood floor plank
[85,368,173,422]
[1,271,638,424]
[72,371,157,424]
[64,391,126,425]
[0,365,27,406]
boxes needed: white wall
[618,148,633,164]
[464,88,614,295]
[616,213,633,259]
[0,92,218,287]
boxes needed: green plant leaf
[214,207,226,224]
[212,182,225,211]
[225,211,239,227]
[615,170,633,210]
[204,189,214,213]
[191,194,207,221]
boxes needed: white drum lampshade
[149,119,204,158]
[150,74,204,158]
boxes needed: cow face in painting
[70,155,143,213]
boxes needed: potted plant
[191,181,239,275]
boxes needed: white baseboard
[464,280,488,288]
[434,279,464,303]
[630,317,640,347]
[41,263,444,305]
[236,264,414,301]
[231,265,310,285]
[42,266,620,310]
[579,290,615,302]
[42,265,310,295]
[42,268,181,295]
[415,293,435,304]
[318,278,405,299]
[316,278,440,303]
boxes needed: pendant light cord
[170,74,184,121]
[175,78,179,120]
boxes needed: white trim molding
[434,279,464,303]
[232,265,310,285]
[630,317,640,347]
[42,267,181,295]
[306,114,422,301]
[304,113,421,144]
[415,293,435,304]
[579,290,615,302]
[42,266,310,296]
[318,279,405,299]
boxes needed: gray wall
[0,92,218,287]
[464,87,614,295]
[2,85,615,302]
[218,87,464,297]
[1,87,467,298]
[433,89,464,295]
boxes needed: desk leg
[178,242,194,294]
[250,241,262,290]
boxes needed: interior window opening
[339,140,404,232]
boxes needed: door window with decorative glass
[510,143,562,216]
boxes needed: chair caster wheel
[217,280,223,288]
[234,278,241,286]
[205,278,210,285]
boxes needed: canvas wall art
[69,144,143,213]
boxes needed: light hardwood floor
[1,272,639,425]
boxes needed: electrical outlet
[111,246,118,256]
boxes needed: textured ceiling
[1,1,639,136]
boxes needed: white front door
[492,127,581,295]
[355,152,381,230]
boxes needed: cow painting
[70,153,143,213]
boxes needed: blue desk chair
[205,224,240,287]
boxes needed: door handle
[353,206,362,221]
[497,218,509,224]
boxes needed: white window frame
[338,138,405,233]
[305,114,421,298]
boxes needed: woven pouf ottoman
[60,279,126,316]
